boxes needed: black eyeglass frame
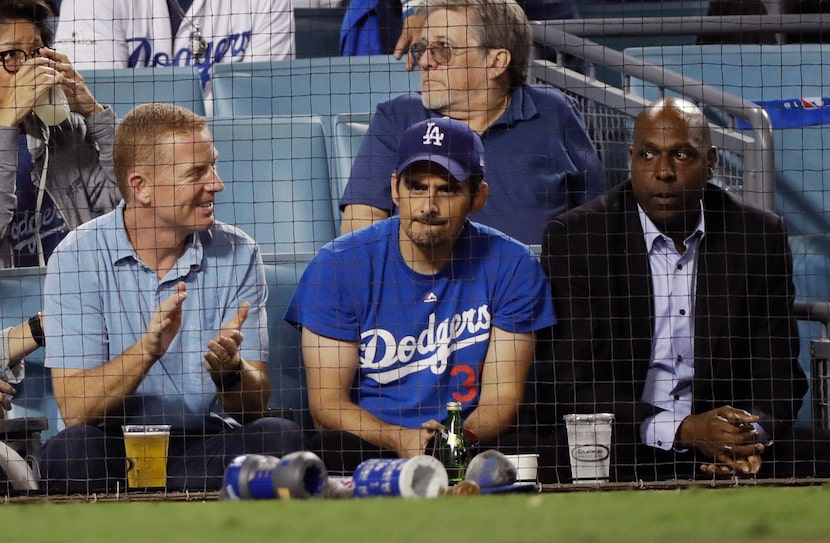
[0,48,41,74]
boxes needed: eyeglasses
[0,48,41,74]
[409,41,484,65]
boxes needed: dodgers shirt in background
[54,0,294,112]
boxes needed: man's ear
[391,173,401,207]
[470,181,489,214]
[707,146,718,177]
[486,48,511,81]
[129,172,152,205]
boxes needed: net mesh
[1,0,829,498]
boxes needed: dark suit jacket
[539,181,807,478]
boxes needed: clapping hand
[204,302,250,379]
[143,282,187,360]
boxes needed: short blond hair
[113,103,207,200]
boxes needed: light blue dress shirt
[638,204,705,451]
[43,201,269,431]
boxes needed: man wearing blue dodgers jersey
[54,0,294,112]
[285,117,556,474]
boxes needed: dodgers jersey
[55,0,294,87]
[285,217,556,428]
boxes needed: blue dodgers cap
[395,117,485,182]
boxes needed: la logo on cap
[421,121,445,147]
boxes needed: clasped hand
[393,419,444,459]
[677,406,766,477]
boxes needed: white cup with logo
[563,413,614,484]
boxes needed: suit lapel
[694,188,729,384]
[613,187,654,388]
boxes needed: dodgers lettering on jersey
[126,31,252,86]
[360,304,491,384]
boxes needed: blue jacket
[340,0,383,56]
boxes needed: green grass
[2,486,830,543]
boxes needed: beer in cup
[122,424,172,490]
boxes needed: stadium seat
[331,111,372,218]
[0,254,317,455]
[0,265,49,490]
[576,0,709,51]
[0,268,57,491]
[79,66,206,119]
[209,55,420,126]
[570,0,709,86]
[262,252,313,431]
[625,44,829,103]
[577,0,709,20]
[209,115,337,254]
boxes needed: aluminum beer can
[220,454,281,500]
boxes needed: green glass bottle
[433,401,470,485]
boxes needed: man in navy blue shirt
[339,0,604,245]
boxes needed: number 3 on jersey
[450,364,477,403]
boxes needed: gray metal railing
[530,14,830,210]
[540,13,830,41]
[529,23,775,210]
[794,301,830,428]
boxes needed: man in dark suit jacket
[539,97,829,483]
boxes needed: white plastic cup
[503,453,539,484]
[563,413,615,485]
[33,86,70,126]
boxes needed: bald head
[634,97,712,149]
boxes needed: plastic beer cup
[122,424,172,490]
